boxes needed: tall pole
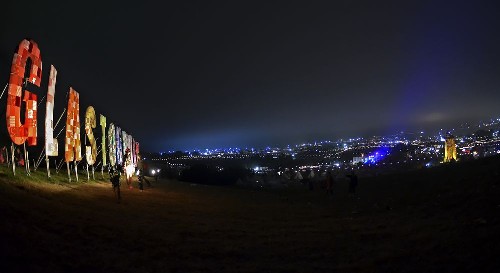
[23,143,30,176]
[46,156,51,178]
[66,161,71,182]
[4,146,9,167]
[74,161,79,182]
[86,161,90,181]
[85,133,89,181]
[11,143,15,175]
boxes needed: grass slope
[1,158,500,273]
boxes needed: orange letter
[65,88,81,162]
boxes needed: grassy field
[1,157,500,273]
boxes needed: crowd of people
[0,146,25,167]
[286,168,359,196]
[315,170,358,197]
[108,150,153,203]
[296,169,360,212]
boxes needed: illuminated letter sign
[129,135,134,164]
[45,65,58,156]
[115,126,123,165]
[6,39,41,145]
[122,130,129,158]
[129,135,135,165]
[132,138,137,165]
[100,114,107,167]
[108,123,116,166]
[85,106,97,165]
[65,88,81,162]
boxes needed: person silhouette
[346,170,358,195]
[325,171,334,196]
[109,165,121,203]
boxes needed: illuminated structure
[444,134,457,162]
[7,39,41,146]
[3,39,141,179]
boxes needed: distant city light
[148,116,500,173]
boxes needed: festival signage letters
[4,39,140,180]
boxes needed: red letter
[6,39,42,145]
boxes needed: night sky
[2,1,500,152]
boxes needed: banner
[115,126,123,165]
[100,114,107,167]
[108,123,116,166]
[45,65,58,156]
[135,141,140,158]
[122,130,128,159]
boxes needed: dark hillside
[0,157,499,272]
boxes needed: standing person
[124,148,133,188]
[143,156,152,187]
[137,154,151,188]
[15,148,24,167]
[137,171,144,192]
[294,170,303,182]
[117,163,130,190]
[346,170,358,195]
[14,148,19,165]
[0,146,5,164]
[346,170,359,213]
[116,164,126,188]
[154,168,160,181]
[325,170,334,196]
[307,169,315,191]
[109,166,121,203]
